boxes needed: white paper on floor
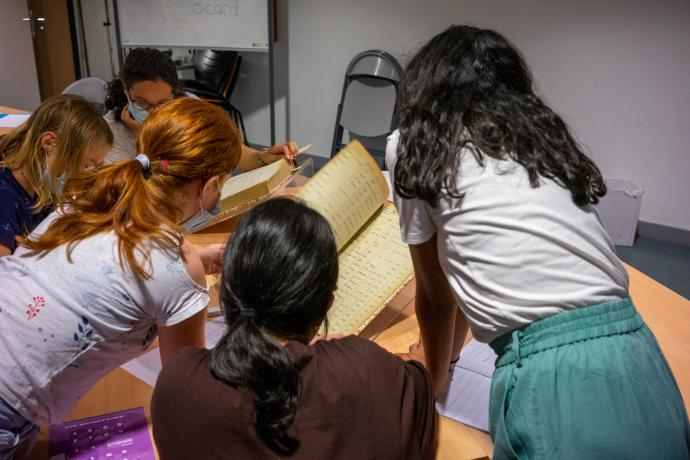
[436,339,497,432]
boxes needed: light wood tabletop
[24,221,690,460]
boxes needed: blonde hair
[23,98,241,278]
[0,94,113,211]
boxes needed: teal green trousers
[488,298,690,459]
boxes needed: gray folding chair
[331,50,402,169]
[62,77,108,113]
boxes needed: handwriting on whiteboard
[192,2,238,16]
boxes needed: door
[76,0,120,80]
[29,0,77,99]
[0,0,41,110]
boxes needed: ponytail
[21,99,241,277]
[22,157,181,278]
[104,78,128,121]
[210,197,339,455]
[211,313,301,454]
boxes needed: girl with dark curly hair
[388,25,689,459]
[104,47,298,174]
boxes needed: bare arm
[408,234,468,397]
[235,142,299,172]
[157,239,208,364]
[157,307,207,364]
[0,244,11,257]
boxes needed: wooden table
[0,105,28,136]
[26,219,690,459]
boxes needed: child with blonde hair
[0,94,113,255]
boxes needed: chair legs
[229,104,248,145]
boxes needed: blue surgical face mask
[128,100,149,122]
[43,152,66,196]
[182,199,221,233]
[43,169,66,196]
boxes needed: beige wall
[274,0,690,231]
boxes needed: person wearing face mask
[104,47,299,169]
[0,94,113,256]
[0,99,241,459]
[180,176,223,233]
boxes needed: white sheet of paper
[436,340,497,432]
[0,113,30,128]
[120,317,228,387]
[457,339,497,378]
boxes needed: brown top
[151,336,436,460]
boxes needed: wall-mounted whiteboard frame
[113,0,277,144]
[115,0,269,52]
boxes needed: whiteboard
[116,0,269,51]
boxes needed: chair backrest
[61,77,108,112]
[346,50,402,81]
[192,50,242,100]
[332,50,403,167]
[340,77,397,137]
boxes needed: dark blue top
[0,168,51,252]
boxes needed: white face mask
[182,200,220,233]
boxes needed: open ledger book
[121,142,414,386]
[192,158,299,232]
[220,158,293,212]
[294,141,414,335]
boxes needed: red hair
[22,99,241,278]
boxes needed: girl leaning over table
[0,95,112,256]
[389,25,690,459]
[0,98,241,460]
[152,197,437,460]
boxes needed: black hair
[394,25,606,207]
[210,197,339,455]
[104,47,180,121]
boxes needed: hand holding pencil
[258,142,313,165]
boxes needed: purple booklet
[49,407,156,460]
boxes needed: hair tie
[134,153,150,171]
[238,308,258,320]
[161,159,169,173]
[134,153,151,177]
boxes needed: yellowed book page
[325,202,414,335]
[295,141,388,251]
[221,159,289,199]
[220,159,293,212]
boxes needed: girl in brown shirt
[151,197,436,459]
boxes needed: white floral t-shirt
[0,211,208,424]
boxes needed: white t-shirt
[103,110,137,164]
[0,211,209,424]
[385,130,628,342]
